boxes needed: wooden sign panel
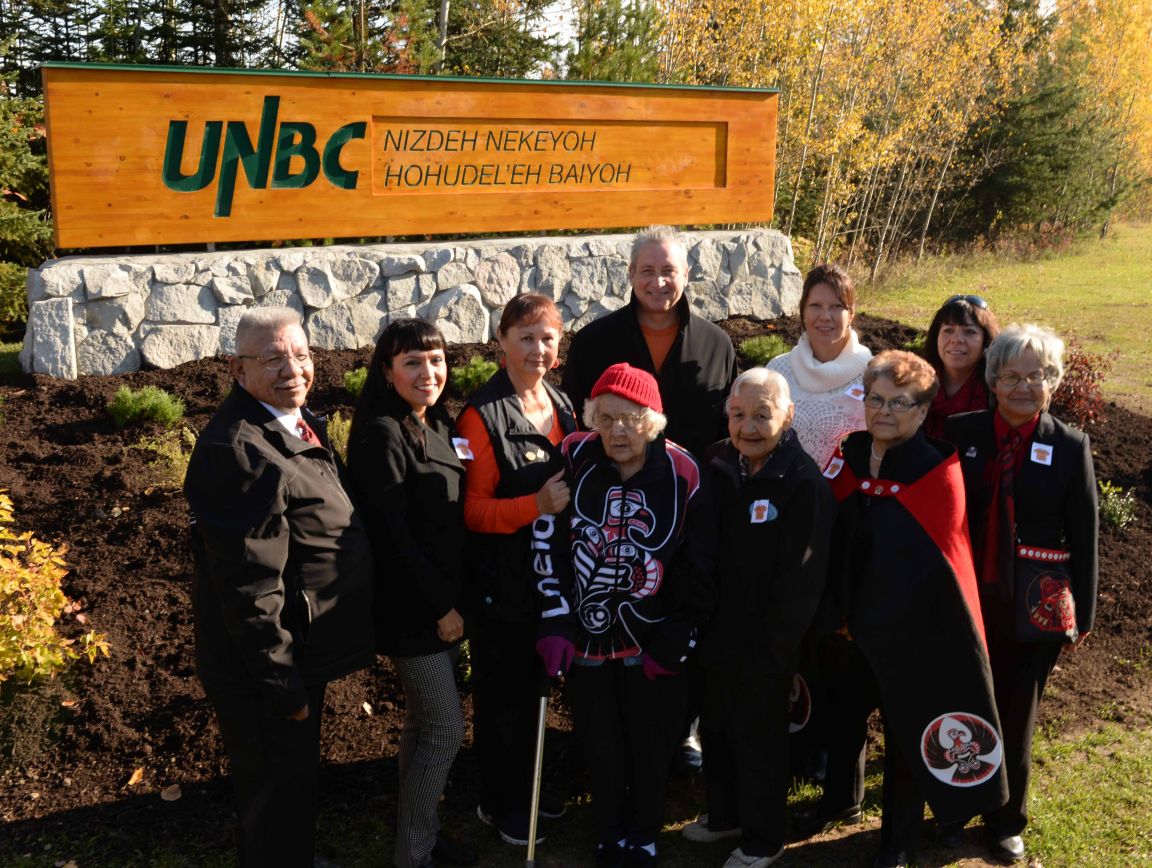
[42,63,777,248]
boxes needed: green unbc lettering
[160,96,366,217]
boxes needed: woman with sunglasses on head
[943,325,1097,864]
[345,319,476,868]
[531,363,717,868]
[822,351,1006,868]
[923,295,1001,439]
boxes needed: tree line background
[1,0,1150,336]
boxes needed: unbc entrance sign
[42,63,778,248]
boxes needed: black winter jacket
[561,293,737,457]
[701,431,835,673]
[346,391,467,658]
[185,385,374,717]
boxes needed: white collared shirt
[258,400,307,440]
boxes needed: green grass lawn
[858,223,1152,411]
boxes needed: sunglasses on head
[945,294,988,309]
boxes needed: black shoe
[793,804,863,839]
[625,844,658,867]
[872,851,908,868]
[538,791,567,819]
[939,821,965,849]
[596,840,625,867]
[988,833,1025,863]
[431,833,478,866]
[476,805,544,846]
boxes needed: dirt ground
[1,313,1149,867]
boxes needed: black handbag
[1014,544,1078,643]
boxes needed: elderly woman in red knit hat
[533,362,717,868]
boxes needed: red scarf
[977,413,1039,592]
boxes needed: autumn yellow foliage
[0,490,110,683]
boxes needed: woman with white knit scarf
[767,264,872,468]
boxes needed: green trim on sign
[40,60,779,95]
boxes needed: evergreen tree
[565,0,662,83]
[440,0,556,78]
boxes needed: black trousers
[815,635,879,814]
[983,640,1062,837]
[567,660,686,846]
[878,712,926,857]
[701,662,793,857]
[207,682,326,868]
[469,618,540,816]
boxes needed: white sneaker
[723,844,785,868]
[681,814,743,843]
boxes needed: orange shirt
[457,405,564,534]
[640,321,679,372]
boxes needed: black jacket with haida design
[534,431,717,671]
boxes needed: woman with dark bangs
[347,319,476,868]
[923,295,1000,439]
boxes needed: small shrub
[133,425,197,490]
[902,332,927,355]
[739,334,790,366]
[327,411,351,462]
[1098,480,1137,531]
[0,262,28,333]
[0,490,110,683]
[451,356,498,398]
[344,367,368,398]
[1050,337,1117,427]
[107,385,185,429]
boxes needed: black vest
[464,369,576,622]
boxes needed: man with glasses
[185,307,374,868]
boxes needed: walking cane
[525,668,551,868]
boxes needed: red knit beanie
[590,363,663,413]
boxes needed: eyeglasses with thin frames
[594,411,648,432]
[996,371,1048,388]
[236,352,313,372]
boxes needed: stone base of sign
[22,230,802,378]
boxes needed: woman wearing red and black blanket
[822,350,1008,867]
[945,324,1097,864]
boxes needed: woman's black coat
[346,366,466,657]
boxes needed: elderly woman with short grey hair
[681,368,835,868]
[533,362,717,868]
[945,325,1098,863]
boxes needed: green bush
[133,425,197,490]
[106,385,185,429]
[0,263,28,334]
[344,366,368,398]
[451,356,498,398]
[902,332,928,355]
[327,411,351,463]
[0,490,110,683]
[1098,480,1137,530]
[739,334,790,366]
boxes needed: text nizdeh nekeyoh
[380,126,634,189]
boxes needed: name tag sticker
[452,438,474,460]
[845,384,865,401]
[750,499,778,523]
[823,456,844,479]
[1030,443,1053,465]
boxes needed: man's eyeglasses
[236,352,313,371]
[863,394,922,413]
[594,411,648,432]
[996,371,1048,388]
[945,294,989,309]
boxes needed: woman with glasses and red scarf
[944,325,1098,864]
[822,350,1007,868]
[922,295,1001,439]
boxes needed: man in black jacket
[562,225,738,459]
[185,307,374,868]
